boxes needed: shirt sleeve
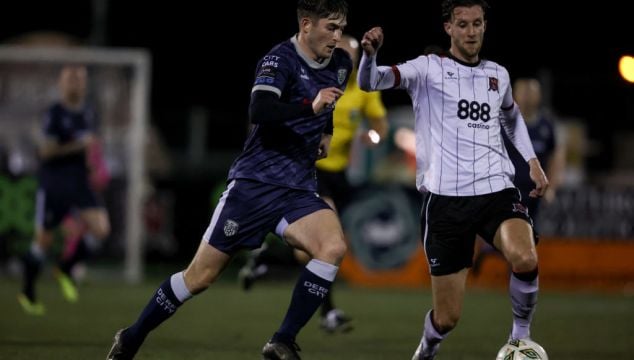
[251,51,292,97]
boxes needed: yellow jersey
[317,71,387,172]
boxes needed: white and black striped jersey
[359,53,536,196]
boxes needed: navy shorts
[316,169,352,210]
[202,179,331,255]
[421,188,533,276]
[36,175,101,230]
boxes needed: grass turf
[1,275,632,359]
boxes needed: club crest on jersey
[224,219,239,237]
[337,68,347,85]
[512,202,528,216]
[488,77,499,92]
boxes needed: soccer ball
[496,338,548,360]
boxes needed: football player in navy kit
[358,0,549,358]
[107,1,351,359]
[18,64,110,315]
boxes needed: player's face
[444,5,486,63]
[59,65,87,102]
[306,15,346,61]
[513,79,542,114]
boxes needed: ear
[300,17,312,34]
[443,21,452,37]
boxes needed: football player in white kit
[357,0,549,359]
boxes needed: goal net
[0,46,151,283]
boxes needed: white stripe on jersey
[396,54,517,196]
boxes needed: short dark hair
[441,0,489,22]
[297,0,348,22]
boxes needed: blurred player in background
[18,64,111,315]
[107,1,351,359]
[504,78,564,223]
[472,77,565,275]
[238,33,388,334]
[357,0,548,358]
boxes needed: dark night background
[1,1,633,255]
[2,1,632,168]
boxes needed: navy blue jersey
[39,102,97,177]
[228,36,353,192]
[504,114,556,195]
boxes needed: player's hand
[312,87,344,114]
[317,134,332,159]
[528,158,549,198]
[361,27,384,56]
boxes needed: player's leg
[292,246,352,333]
[413,270,468,360]
[238,241,271,290]
[18,226,54,315]
[77,207,110,242]
[55,206,109,302]
[109,179,276,359]
[58,215,86,276]
[493,218,538,340]
[19,189,62,315]
[480,189,539,341]
[263,204,346,358]
[315,189,353,333]
[108,241,231,360]
[413,192,474,359]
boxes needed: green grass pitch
[1,275,632,359]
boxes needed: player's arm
[39,134,93,160]
[357,27,397,91]
[249,87,344,125]
[500,101,549,198]
[249,91,313,124]
[39,111,93,160]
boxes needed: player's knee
[184,269,218,294]
[510,251,538,273]
[434,312,460,333]
[322,238,347,263]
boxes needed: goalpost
[0,45,151,283]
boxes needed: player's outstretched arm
[358,27,396,92]
[360,27,384,57]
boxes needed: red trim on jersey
[391,65,401,88]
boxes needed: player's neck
[448,48,479,65]
[61,97,84,111]
[296,34,322,63]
